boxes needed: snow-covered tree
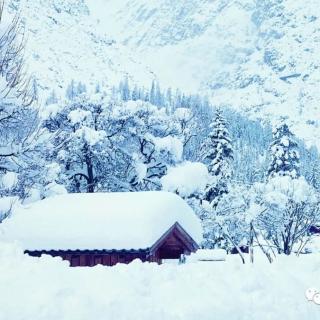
[301,145,320,191]
[254,176,320,255]
[0,8,48,202]
[65,79,77,100]
[119,77,130,101]
[200,184,253,253]
[44,93,116,193]
[155,82,163,107]
[122,101,182,191]
[200,109,233,205]
[150,80,156,105]
[148,80,163,106]
[44,93,183,193]
[267,122,300,179]
[113,78,319,191]
[77,82,87,95]
[131,85,140,101]
[45,90,58,105]
[173,107,197,151]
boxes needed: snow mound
[188,249,227,262]
[152,136,183,161]
[0,192,202,250]
[161,162,210,197]
[0,172,18,189]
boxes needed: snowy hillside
[87,0,320,148]
[87,0,257,93]
[6,0,154,99]
[5,0,320,147]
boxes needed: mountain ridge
[6,0,320,148]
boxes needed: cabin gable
[149,222,199,263]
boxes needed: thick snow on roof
[0,192,202,251]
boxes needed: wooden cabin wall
[153,233,191,260]
[33,252,149,267]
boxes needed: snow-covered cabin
[1,192,202,266]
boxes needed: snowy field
[1,242,320,320]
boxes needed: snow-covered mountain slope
[88,0,320,148]
[6,0,154,99]
[6,0,320,148]
[88,0,257,92]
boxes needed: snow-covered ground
[0,242,320,320]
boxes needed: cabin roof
[1,191,202,251]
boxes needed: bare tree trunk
[249,222,254,264]
[84,144,95,193]
[296,238,310,257]
[220,228,246,264]
[252,225,273,263]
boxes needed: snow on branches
[268,121,300,179]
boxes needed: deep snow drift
[0,242,319,320]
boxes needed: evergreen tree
[143,89,149,102]
[46,90,58,105]
[66,79,77,100]
[131,85,139,101]
[77,82,87,95]
[150,80,156,105]
[32,79,39,101]
[119,77,130,101]
[200,109,233,204]
[155,82,163,106]
[267,122,300,179]
[305,146,320,190]
[95,83,101,94]
[165,87,173,112]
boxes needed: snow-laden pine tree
[119,77,130,101]
[131,85,140,101]
[200,109,233,205]
[256,122,319,255]
[267,122,300,179]
[65,79,77,100]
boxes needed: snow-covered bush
[201,184,253,251]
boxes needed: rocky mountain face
[6,0,320,147]
[6,0,154,96]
